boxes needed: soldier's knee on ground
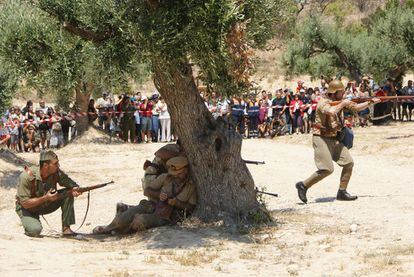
[24,224,42,237]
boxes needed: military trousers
[97,199,156,234]
[304,135,354,189]
[16,196,75,237]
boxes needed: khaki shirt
[147,173,197,206]
[313,98,357,137]
[16,166,78,204]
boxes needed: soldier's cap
[39,150,58,162]
[166,156,188,176]
[327,80,345,94]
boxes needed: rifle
[255,188,278,197]
[243,159,265,165]
[329,95,414,106]
[55,180,114,199]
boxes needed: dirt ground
[1,122,414,276]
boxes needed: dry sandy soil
[1,122,414,276]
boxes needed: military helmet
[327,80,345,94]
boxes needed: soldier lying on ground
[93,156,196,234]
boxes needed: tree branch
[62,21,115,43]
[38,5,116,43]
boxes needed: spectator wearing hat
[15,150,83,237]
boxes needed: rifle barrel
[330,95,414,106]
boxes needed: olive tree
[2,0,295,222]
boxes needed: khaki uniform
[15,166,78,237]
[305,98,356,189]
[130,173,196,232]
[99,173,196,234]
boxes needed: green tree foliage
[283,2,414,83]
[0,0,149,109]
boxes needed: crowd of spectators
[0,100,78,152]
[1,77,413,152]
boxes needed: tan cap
[327,80,345,94]
[39,150,58,162]
[166,156,188,176]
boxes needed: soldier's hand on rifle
[45,189,59,203]
[159,192,168,201]
[71,187,83,198]
[371,97,381,104]
[167,198,177,206]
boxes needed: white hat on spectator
[141,95,147,100]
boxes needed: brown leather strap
[24,166,36,198]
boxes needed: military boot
[336,189,358,201]
[295,181,308,204]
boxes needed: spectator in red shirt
[290,93,304,135]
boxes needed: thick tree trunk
[74,82,92,135]
[152,61,263,222]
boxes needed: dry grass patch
[239,250,257,260]
[144,255,162,264]
[361,244,414,272]
[171,249,219,267]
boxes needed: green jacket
[16,166,78,206]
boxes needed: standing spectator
[301,89,312,133]
[38,100,49,114]
[87,99,98,123]
[258,100,268,138]
[402,80,414,121]
[157,97,171,142]
[120,96,136,143]
[21,100,33,116]
[133,102,141,143]
[49,111,64,149]
[96,92,110,130]
[37,110,50,150]
[8,115,20,151]
[139,95,153,143]
[290,93,304,135]
[151,94,160,142]
[284,90,293,134]
[230,97,245,136]
[247,97,260,138]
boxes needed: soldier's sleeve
[318,99,331,115]
[16,172,32,202]
[147,173,169,191]
[57,170,78,188]
[176,182,197,206]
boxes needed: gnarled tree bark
[153,60,263,222]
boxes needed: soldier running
[295,80,380,203]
